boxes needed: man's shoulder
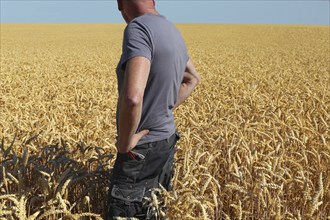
[135,13,167,22]
[130,13,172,29]
[125,13,174,40]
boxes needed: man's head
[117,0,157,23]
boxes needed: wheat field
[0,24,329,219]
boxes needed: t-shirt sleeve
[120,21,152,68]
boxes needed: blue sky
[0,0,329,25]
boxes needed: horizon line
[0,22,329,27]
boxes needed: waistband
[137,130,180,148]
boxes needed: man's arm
[172,58,201,110]
[117,57,150,153]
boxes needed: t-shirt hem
[136,127,177,146]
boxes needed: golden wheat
[0,23,329,219]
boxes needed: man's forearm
[172,80,198,110]
[117,96,142,153]
[173,59,201,110]
[116,57,151,153]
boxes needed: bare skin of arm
[117,57,150,153]
[172,58,201,110]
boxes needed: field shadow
[0,135,114,219]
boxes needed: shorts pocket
[113,145,150,183]
[114,158,144,182]
[111,184,146,203]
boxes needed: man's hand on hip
[116,129,149,153]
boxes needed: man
[107,0,200,219]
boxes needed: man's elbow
[123,93,143,107]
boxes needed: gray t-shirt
[116,13,189,145]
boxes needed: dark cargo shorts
[106,131,180,220]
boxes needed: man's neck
[144,9,159,16]
[128,9,158,22]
